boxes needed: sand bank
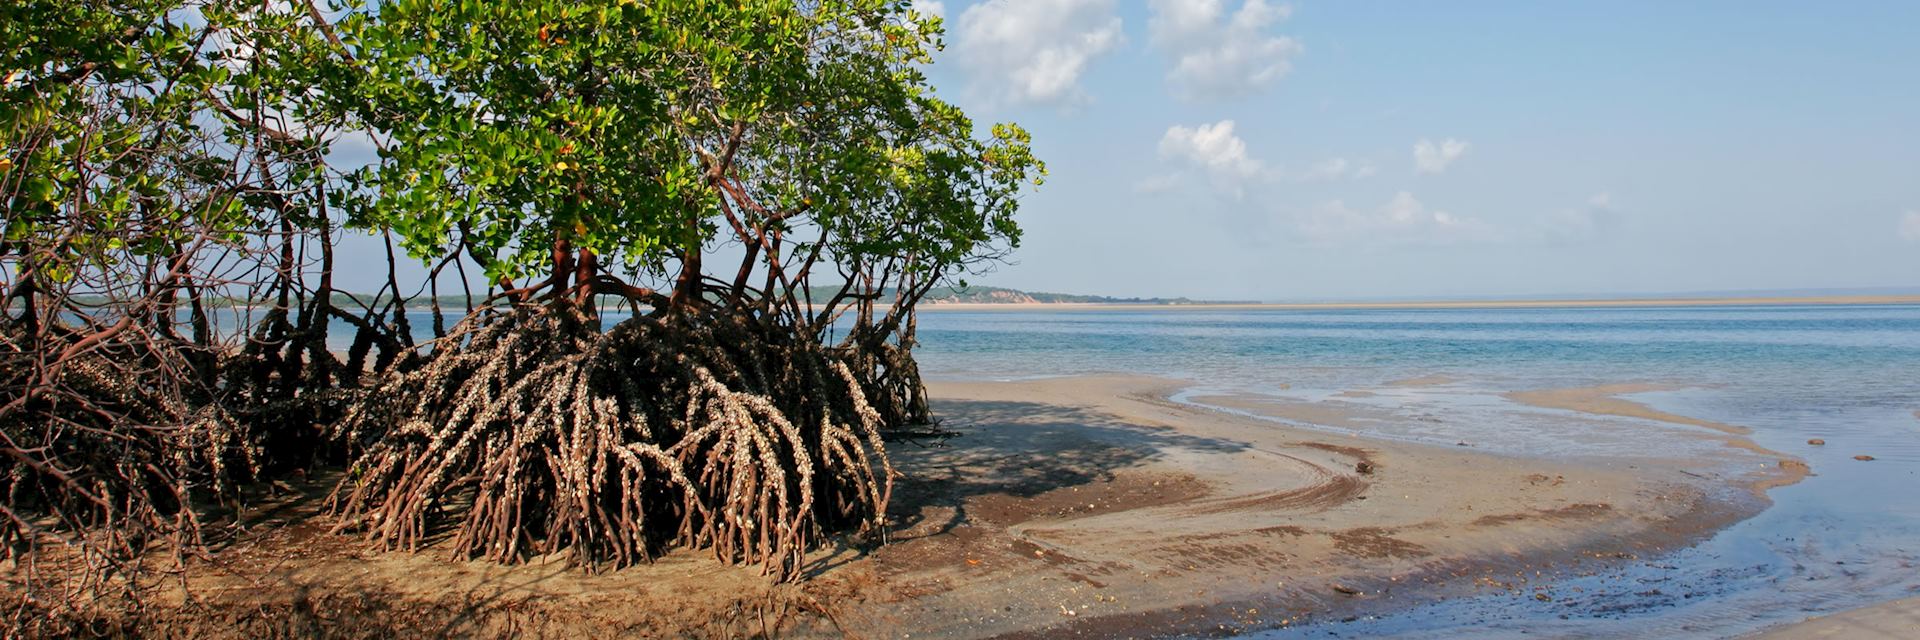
[1750,596,1920,639]
[823,376,1796,637]
[52,375,1800,637]
[1507,383,1746,435]
[1506,383,1811,491]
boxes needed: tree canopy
[2,0,1042,617]
[333,0,1042,313]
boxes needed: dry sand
[42,375,1803,638]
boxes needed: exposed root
[330,306,895,580]
[0,322,253,623]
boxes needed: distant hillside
[919,285,1234,305]
[80,286,1228,311]
[792,284,1228,306]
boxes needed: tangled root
[0,321,260,617]
[330,306,894,580]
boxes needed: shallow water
[908,305,1920,638]
[308,303,1920,635]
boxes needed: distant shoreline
[918,294,1920,312]
[148,293,1920,316]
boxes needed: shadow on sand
[856,398,1248,552]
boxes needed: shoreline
[1749,596,1920,639]
[822,376,1799,637]
[44,374,1804,637]
[918,294,1920,312]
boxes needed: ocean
[304,302,1919,636]
[910,304,1920,638]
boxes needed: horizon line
[919,293,1920,312]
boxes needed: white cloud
[1134,172,1186,194]
[1901,210,1920,242]
[1542,192,1620,242]
[1148,0,1302,100]
[1159,120,1266,185]
[912,0,945,19]
[1292,191,1493,245]
[1295,157,1376,182]
[1413,138,1470,175]
[1154,121,1377,191]
[953,0,1124,107]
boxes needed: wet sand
[1506,383,1748,435]
[53,375,1802,637]
[1506,383,1812,491]
[821,376,1800,637]
[1750,596,1920,639]
[1383,374,1460,388]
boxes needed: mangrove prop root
[0,325,245,621]
[329,306,896,580]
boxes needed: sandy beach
[94,374,1805,638]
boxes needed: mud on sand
[9,376,1802,638]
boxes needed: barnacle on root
[329,306,896,580]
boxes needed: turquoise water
[299,302,1918,634]
[910,305,1920,638]
[914,305,1920,397]
[303,303,1918,635]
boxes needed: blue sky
[907,0,1920,300]
[329,1,1920,301]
